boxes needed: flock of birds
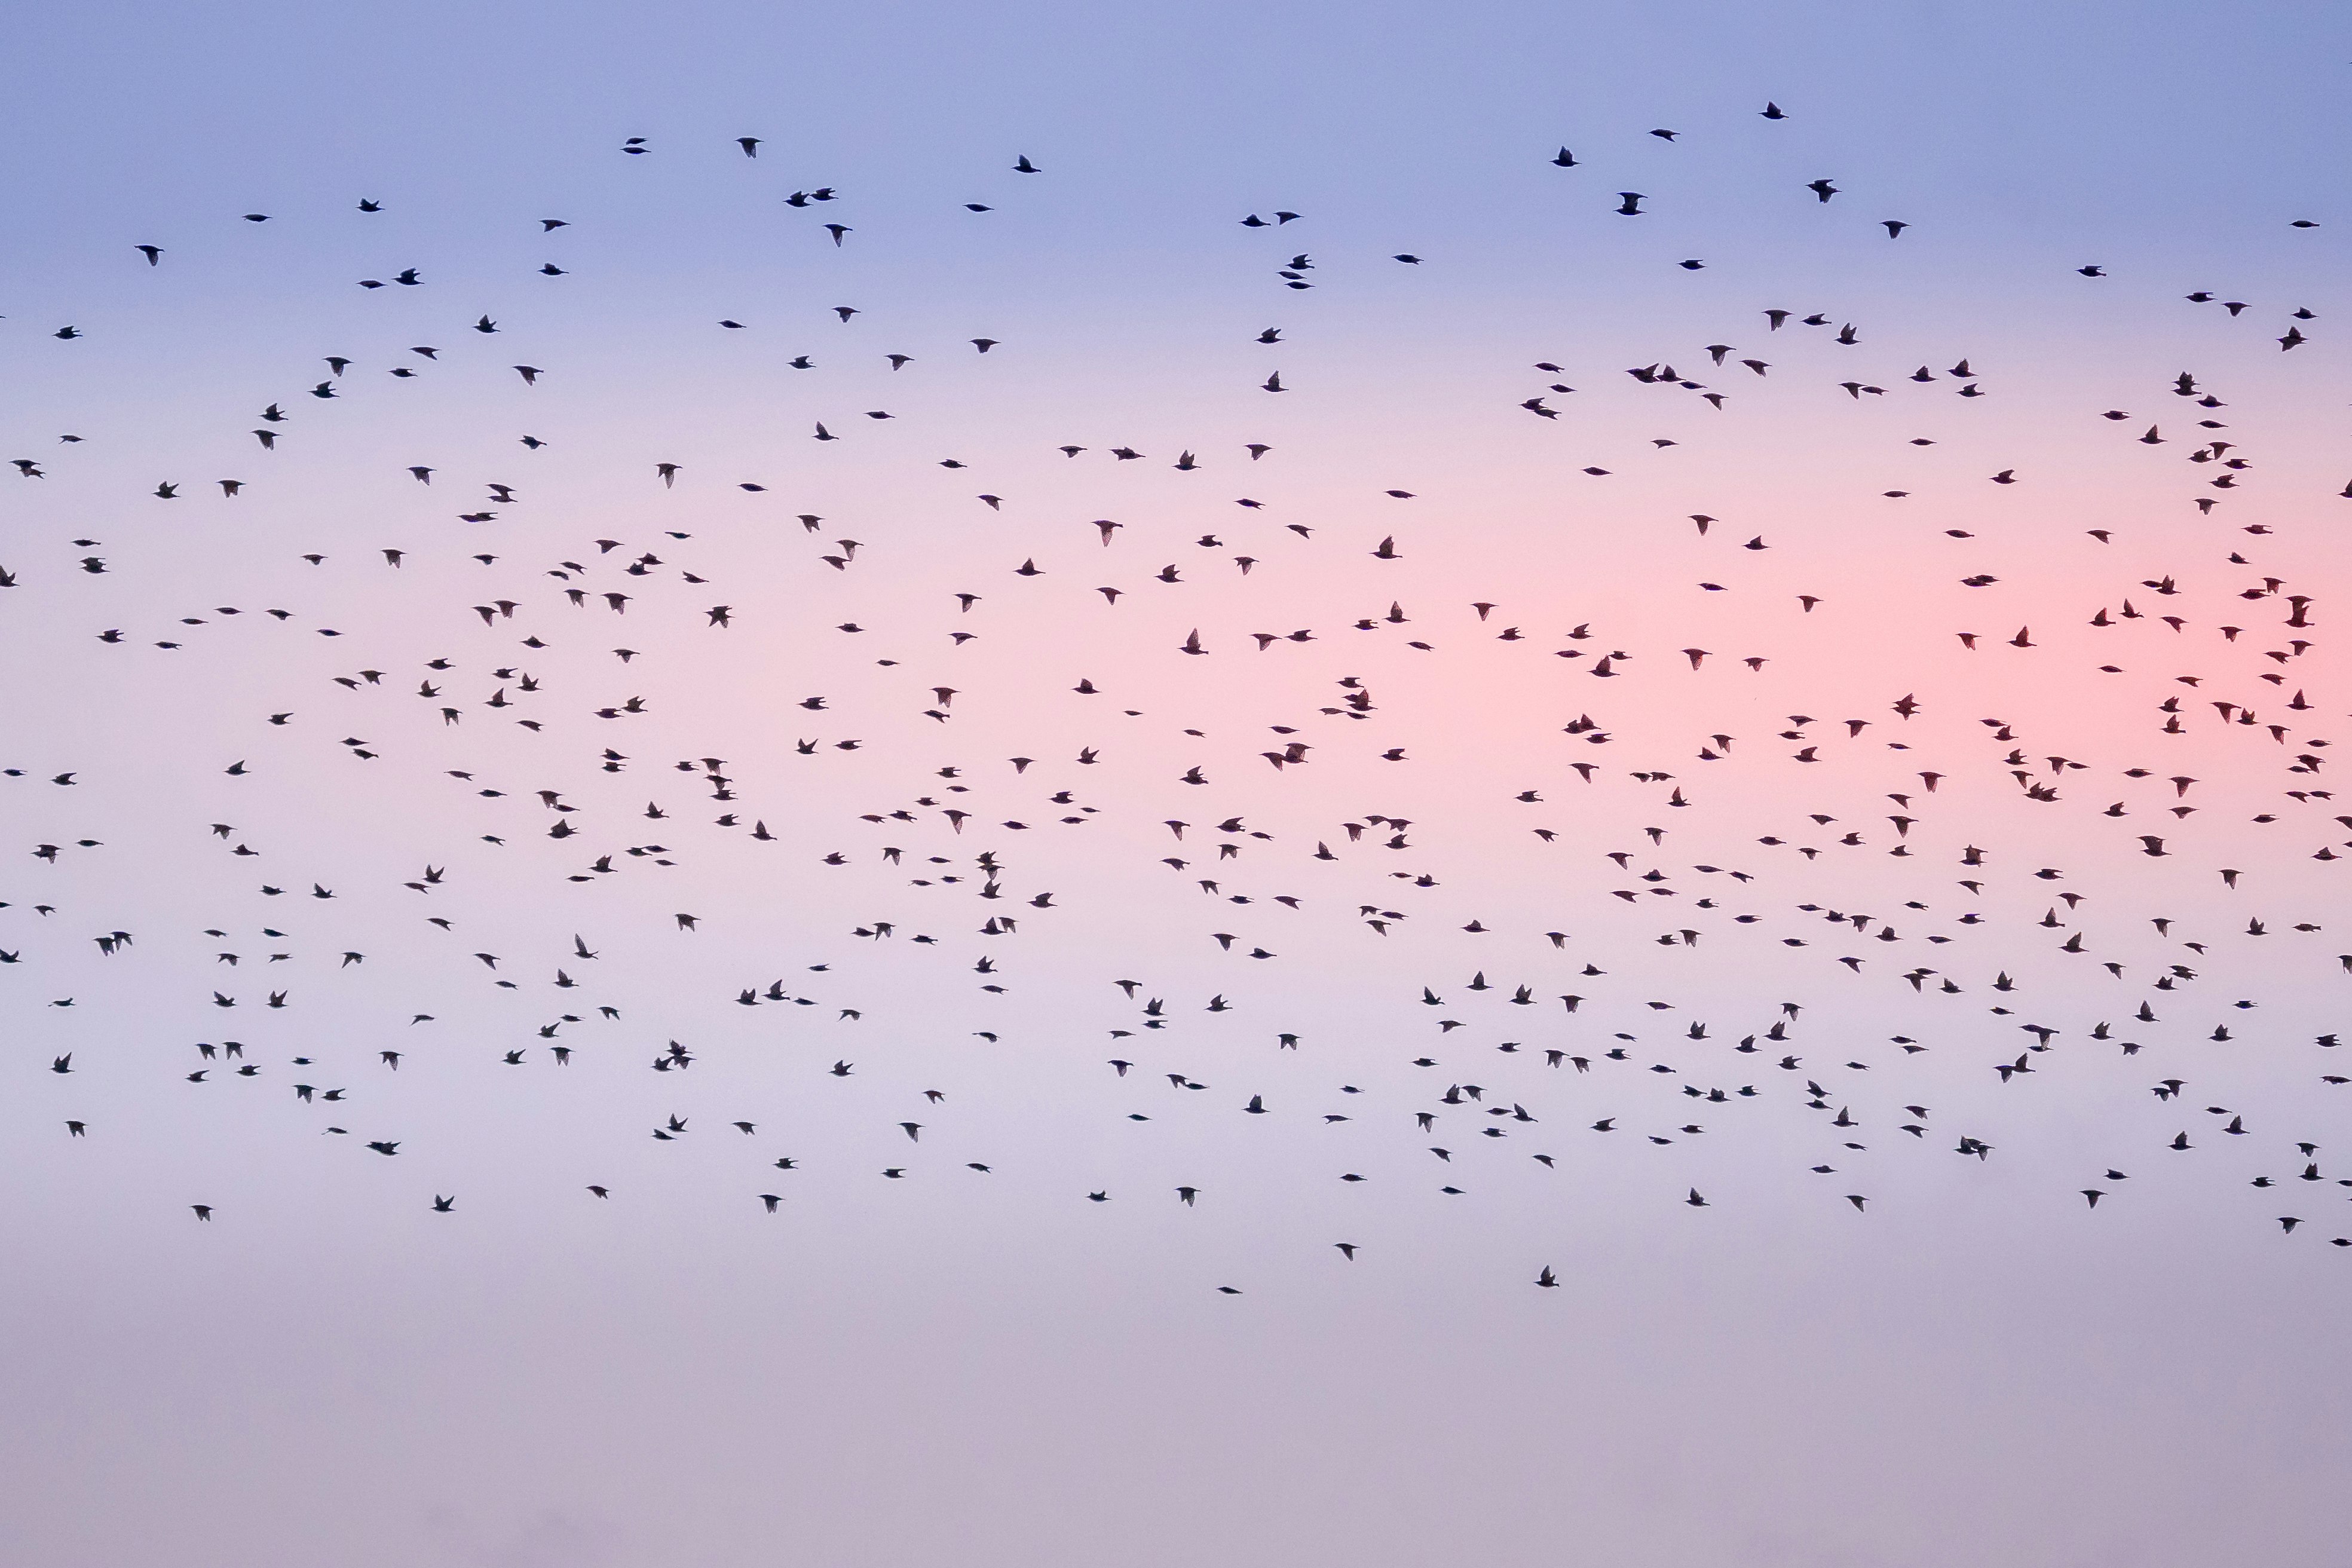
[8,111,2350,1289]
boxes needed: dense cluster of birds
[8,111,2349,1289]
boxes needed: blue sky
[5,5,2351,1566]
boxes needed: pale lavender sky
[4,4,2350,1565]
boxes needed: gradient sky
[5,4,2351,1566]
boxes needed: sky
[4,3,2351,1565]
